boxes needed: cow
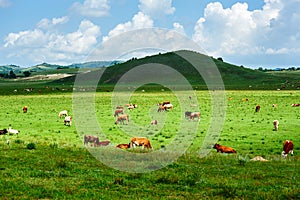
[291,103,300,107]
[282,140,294,158]
[84,135,99,146]
[130,137,152,149]
[115,114,129,125]
[127,104,137,110]
[116,143,130,149]
[0,129,8,135]
[116,106,124,109]
[255,105,261,112]
[58,110,68,118]
[7,127,19,135]
[64,116,72,126]
[163,103,173,110]
[114,109,124,117]
[189,112,200,120]
[157,105,166,112]
[213,143,236,153]
[94,140,110,147]
[185,111,192,119]
[151,120,158,125]
[273,120,279,131]
[23,106,28,113]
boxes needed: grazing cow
[127,104,137,110]
[64,116,72,126]
[163,103,173,110]
[116,143,130,149]
[116,106,124,109]
[23,106,28,113]
[213,143,236,153]
[185,111,192,119]
[0,129,8,135]
[84,135,99,146]
[7,127,19,135]
[58,110,68,118]
[189,112,200,120]
[255,105,261,112]
[115,114,129,125]
[151,120,158,125]
[130,137,152,149]
[291,103,300,107]
[94,140,110,147]
[282,140,294,158]
[273,120,279,131]
[157,105,166,112]
[114,109,124,117]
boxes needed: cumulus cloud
[173,22,185,35]
[138,0,175,19]
[0,0,11,8]
[3,19,101,65]
[71,0,110,17]
[102,12,154,42]
[37,16,69,29]
[193,0,300,60]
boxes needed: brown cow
[291,103,300,107]
[114,109,124,117]
[189,112,200,120]
[23,106,28,113]
[116,143,130,149]
[213,143,236,153]
[115,114,129,125]
[255,105,261,112]
[84,135,99,146]
[94,140,110,147]
[130,137,152,149]
[282,140,294,158]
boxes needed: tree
[9,70,16,79]
[23,71,31,77]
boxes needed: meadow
[0,89,300,199]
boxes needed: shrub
[26,142,36,150]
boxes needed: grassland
[0,89,300,199]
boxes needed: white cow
[7,127,19,135]
[64,116,72,126]
[58,110,68,118]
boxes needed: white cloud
[71,0,110,17]
[37,16,69,29]
[173,22,185,35]
[0,0,11,8]
[193,0,300,59]
[138,0,175,19]
[3,19,101,65]
[102,12,154,42]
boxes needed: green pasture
[0,90,300,199]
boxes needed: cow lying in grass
[94,140,110,147]
[291,103,300,107]
[130,137,152,149]
[282,140,294,158]
[116,143,130,149]
[213,143,236,153]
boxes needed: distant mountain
[0,61,121,74]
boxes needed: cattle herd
[1,98,298,160]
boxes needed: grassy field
[0,90,300,199]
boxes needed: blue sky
[0,0,299,69]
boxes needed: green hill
[0,50,299,93]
